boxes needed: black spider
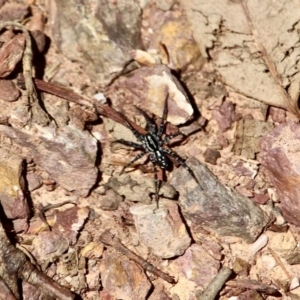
[114,96,201,205]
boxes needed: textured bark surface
[260,122,300,226]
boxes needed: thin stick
[99,230,176,284]
[0,22,50,125]
[268,247,291,280]
[30,78,147,135]
[197,266,232,300]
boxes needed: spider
[114,95,201,205]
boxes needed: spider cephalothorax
[114,96,200,205]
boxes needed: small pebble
[260,254,277,270]
[249,233,268,254]
[203,148,221,165]
[290,277,300,290]
[93,92,107,104]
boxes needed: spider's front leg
[121,118,145,143]
[135,107,157,136]
[157,93,169,138]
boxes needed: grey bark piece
[130,200,191,258]
[260,122,300,226]
[48,0,142,86]
[0,124,98,197]
[170,157,268,242]
[181,0,300,114]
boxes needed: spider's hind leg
[162,148,203,189]
[150,153,162,208]
[112,139,143,149]
[152,162,162,209]
[119,151,147,175]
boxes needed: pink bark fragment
[260,122,300,225]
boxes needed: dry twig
[99,230,176,284]
[0,21,50,125]
[27,78,147,134]
[197,266,232,300]
[0,218,75,300]
[268,247,291,280]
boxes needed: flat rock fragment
[177,244,220,288]
[148,10,204,71]
[48,0,142,86]
[0,3,29,22]
[260,122,300,226]
[96,188,123,211]
[0,34,25,78]
[212,101,240,132]
[100,251,151,300]
[0,79,20,102]
[52,206,90,245]
[0,147,29,220]
[170,157,268,242]
[112,65,194,125]
[130,200,191,258]
[0,124,98,196]
[26,172,42,192]
[107,173,177,204]
[234,119,274,159]
[32,231,69,263]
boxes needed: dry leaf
[181,0,300,117]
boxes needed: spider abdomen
[154,150,169,169]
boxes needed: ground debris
[0,124,98,197]
[1,1,299,299]
[170,157,268,242]
[99,230,175,284]
[130,200,191,258]
[226,279,279,296]
[109,64,194,125]
[0,147,29,223]
[260,122,300,226]
[47,0,142,86]
[106,173,177,204]
[177,244,220,288]
[233,118,274,159]
[100,250,151,300]
[52,206,90,245]
[0,33,25,77]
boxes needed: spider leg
[157,94,169,138]
[121,116,145,142]
[161,132,182,145]
[135,106,156,135]
[120,151,147,175]
[161,148,202,189]
[150,155,161,208]
[113,139,143,149]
